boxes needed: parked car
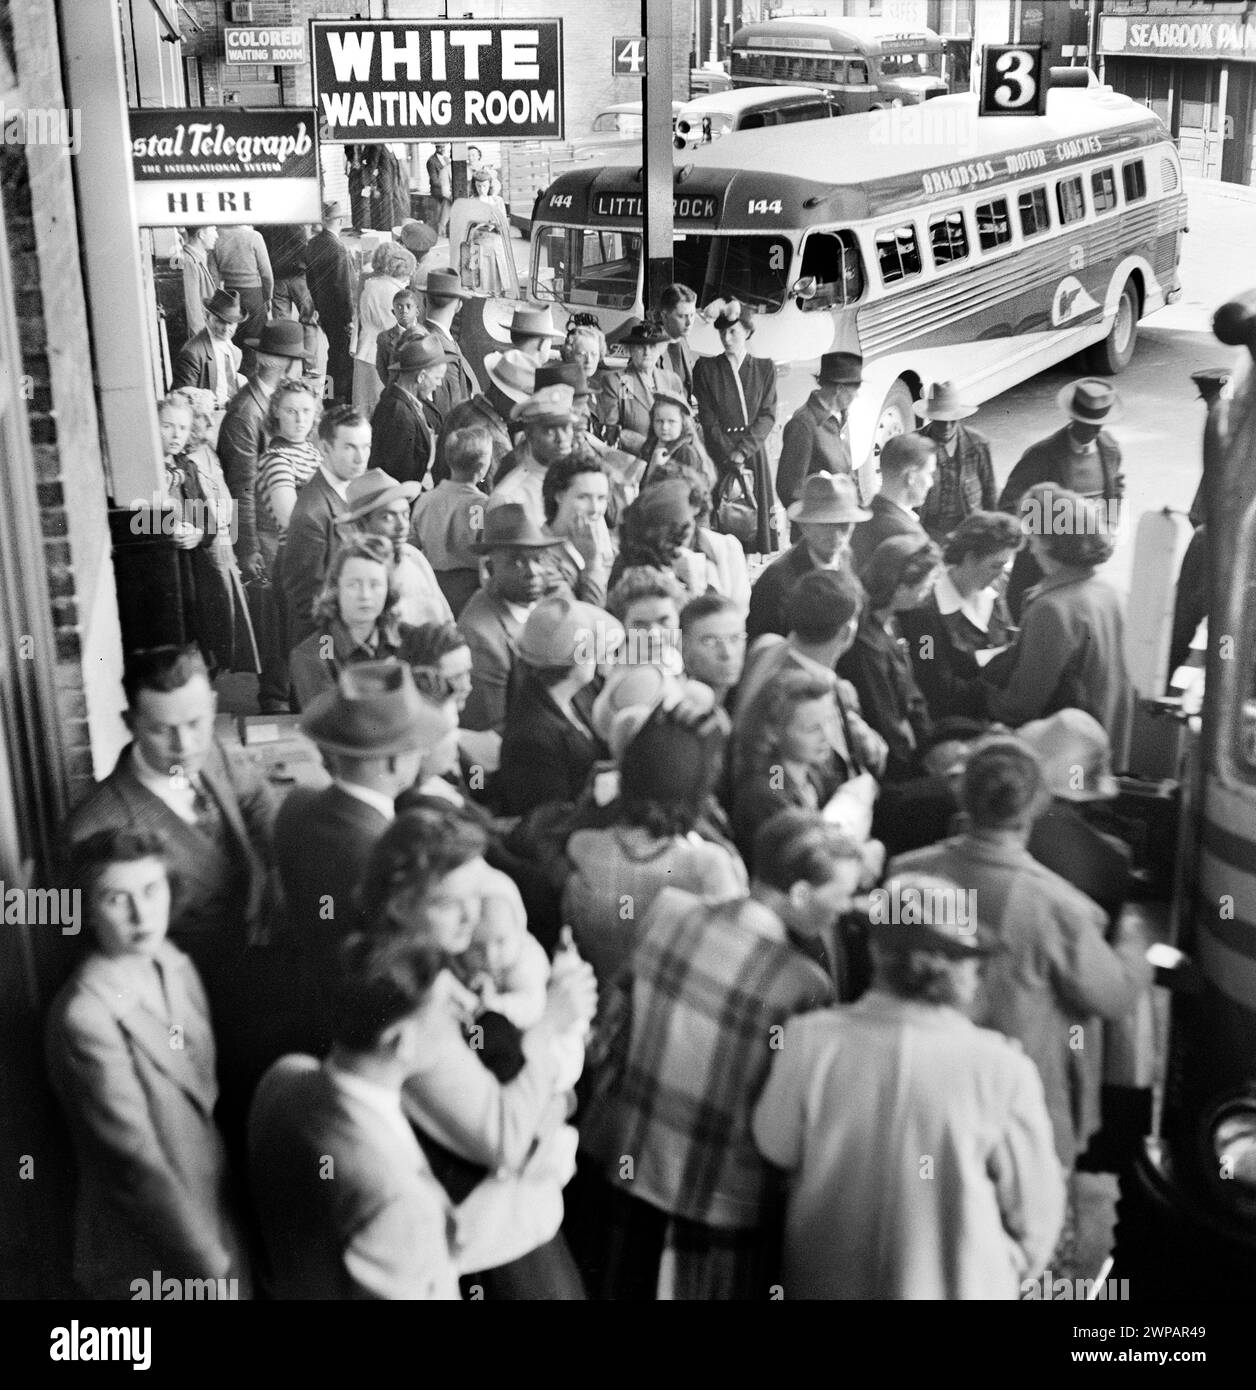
[672,86,841,150]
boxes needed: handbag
[714,465,759,549]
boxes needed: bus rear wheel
[1088,278,1139,374]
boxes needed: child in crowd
[640,390,717,497]
[375,287,423,384]
[410,425,493,617]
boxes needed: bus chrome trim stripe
[1203,778,1256,841]
[1199,847,1256,958]
[1195,924,1256,1012]
[1201,813,1256,877]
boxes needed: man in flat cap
[487,383,577,532]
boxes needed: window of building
[1017,185,1050,238]
[1123,158,1147,202]
[797,229,865,308]
[928,209,969,265]
[875,224,922,284]
[1056,176,1085,225]
[975,197,1012,251]
[1091,167,1118,213]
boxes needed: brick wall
[7,0,126,801]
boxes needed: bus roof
[535,89,1169,233]
[676,85,829,117]
[731,15,943,55]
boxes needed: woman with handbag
[693,300,779,555]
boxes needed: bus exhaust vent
[1160,155,1180,192]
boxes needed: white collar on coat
[934,569,997,632]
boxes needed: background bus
[730,15,948,112]
[530,86,1186,485]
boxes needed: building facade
[1099,0,1256,183]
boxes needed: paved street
[980,175,1255,599]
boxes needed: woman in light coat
[753,872,1065,1299]
[46,829,250,1299]
[352,241,418,417]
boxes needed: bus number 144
[747,199,782,215]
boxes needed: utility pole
[642,0,674,314]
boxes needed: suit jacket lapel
[85,948,216,1114]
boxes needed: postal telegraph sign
[128,109,321,226]
[311,19,564,143]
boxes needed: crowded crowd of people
[47,212,1157,1301]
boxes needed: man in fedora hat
[508,303,565,367]
[488,384,578,531]
[336,468,453,628]
[420,267,482,415]
[370,336,459,487]
[212,224,274,377]
[304,201,355,404]
[596,318,684,455]
[747,472,869,642]
[914,381,997,543]
[457,502,556,734]
[848,433,936,576]
[999,377,1125,619]
[273,661,453,1046]
[433,348,532,488]
[776,351,863,511]
[219,320,309,593]
[173,288,245,405]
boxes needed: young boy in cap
[914,380,997,543]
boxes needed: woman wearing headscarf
[753,872,1064,1299]
[692,299,778,554]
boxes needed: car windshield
[672,233,793,313]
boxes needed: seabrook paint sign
[311,19,564,144]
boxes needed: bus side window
[799,230,865,308]
[1057,175,1086,226]
[848,61,869,85]
[1123,159,1147,202]
[875,225,922,285]
[928,210,969,266]
[1091,167,1118,213]
[976,197,1012,251]
[1017,186,1051,239]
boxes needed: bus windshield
[876,50,943,78]
[672,233,794,312]
[533,227,641,310]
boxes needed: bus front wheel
[874,381,914,453]
[1089,279,1139,374]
